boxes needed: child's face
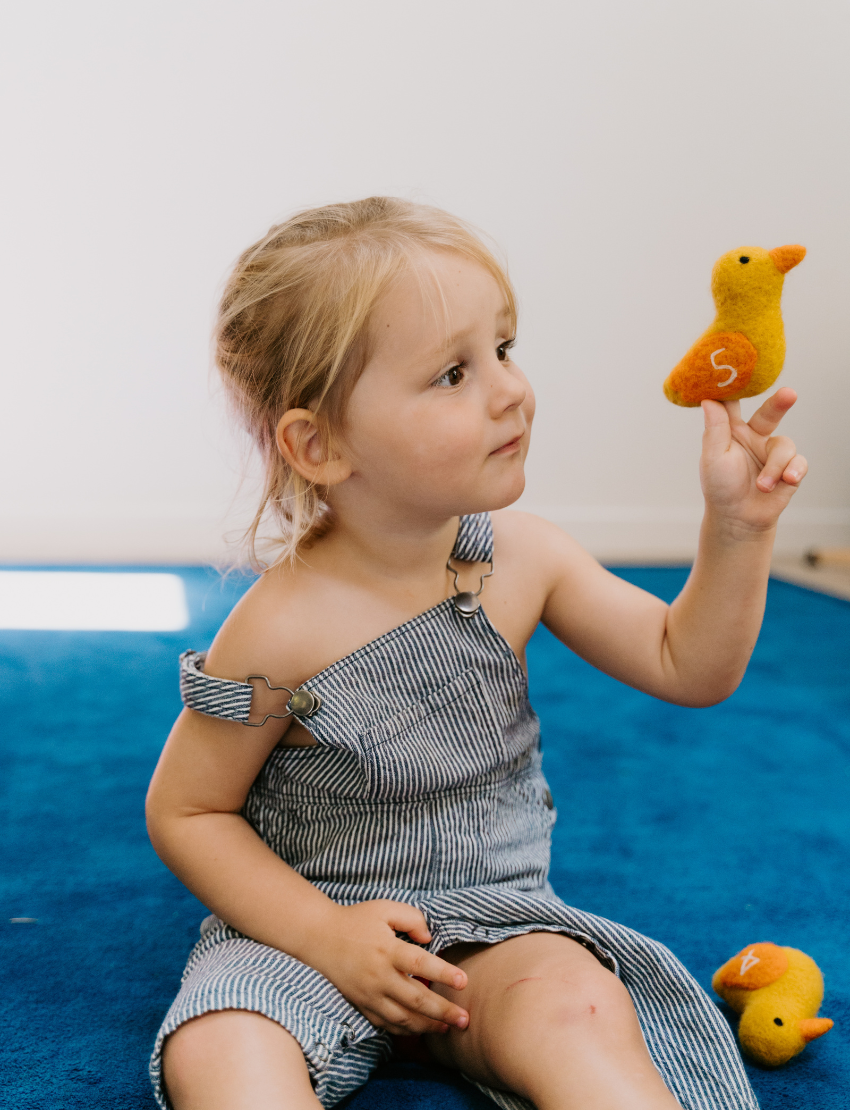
[337,251,535,521]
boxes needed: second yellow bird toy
[713,942,833,1067]
[664,244,805,406]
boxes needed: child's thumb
[701,399,732,457]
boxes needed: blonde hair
[216,196,517,569]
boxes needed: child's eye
[496,339,516,362]
[434,364,465,388]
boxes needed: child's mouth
[490,435,522,456]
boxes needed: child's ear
[275,409,352,486]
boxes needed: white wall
[2,0,848,564]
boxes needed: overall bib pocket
[358,668,508,799]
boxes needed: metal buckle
[243,675,322,727]
[446,557,494,618]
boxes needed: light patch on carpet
[0,571,189,630]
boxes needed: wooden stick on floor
[805,548,850,568]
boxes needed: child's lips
[490,434,522,456]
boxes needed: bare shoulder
[492,511,670,672]
[483,510,610,650]
[201,561,320,690]
[490,509,600,583]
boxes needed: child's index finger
[427,953,468,991]
[399,946,468,991]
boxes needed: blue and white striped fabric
[450,510,494,565]
[151,513,759,1110]
[178,650,253,722]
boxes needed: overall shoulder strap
[451,512,494,564]
[179,650,253,722]
[178,650,321,725]
[181,516,493,722]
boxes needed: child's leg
[162,1010,322,1110]
[425,933,681,1110]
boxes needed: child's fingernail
[786,469,800,482]
[457,1014,469,1029]
[759,476,776,491]
[453,974,464,988]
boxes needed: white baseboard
[1,505,848,566]
[517,504,850,564]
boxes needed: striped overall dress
[150,513,759,1110]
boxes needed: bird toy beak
[769,245,807,274]
[799,1017,833,1043]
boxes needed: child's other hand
[311,900,469,1035]
[700,388,808,532]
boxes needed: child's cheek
[408,430,474,478]
[407,406,480,462]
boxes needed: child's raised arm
[529,388,806,706]
[145,611,470,1036]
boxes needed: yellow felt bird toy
[713,942,833,1067]
[664,244,806,406]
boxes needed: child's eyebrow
[432,305,514,358]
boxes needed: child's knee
[162,1011,311,1107]
[163,1016,208,1070]
[478,944,645,1063]
[503,958,632,1030]
[162,1013,238,1095]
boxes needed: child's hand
[700,387,807,532]
[310,899,469,1035]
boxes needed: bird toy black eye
[739,256,750,264]
[774,1017,784,1026]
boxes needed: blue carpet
[1,567,846,1108]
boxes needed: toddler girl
[146,197,806,1110]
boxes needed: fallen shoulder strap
[178,650,321,727]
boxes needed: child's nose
[489,361,527,413]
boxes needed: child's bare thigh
[425,933,677,1109]
[163,1010,321,1110]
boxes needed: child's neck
[311,501,461,590]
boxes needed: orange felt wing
[664,332,757,407]
[715,943,789,991]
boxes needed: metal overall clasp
[446,557,494,618]
[243,675,322,727]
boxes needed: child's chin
[503,465,526,501]
[475,472,526,513]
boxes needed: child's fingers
[379,900,433,945]
[359,1000,449,1037]
[391,977,469,1030]
[781,453,808,487]
[756,436,799,492]
[701,399,732,458]
[767,450,807,490]
[747,387,797,438]
[395,943,468,992]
